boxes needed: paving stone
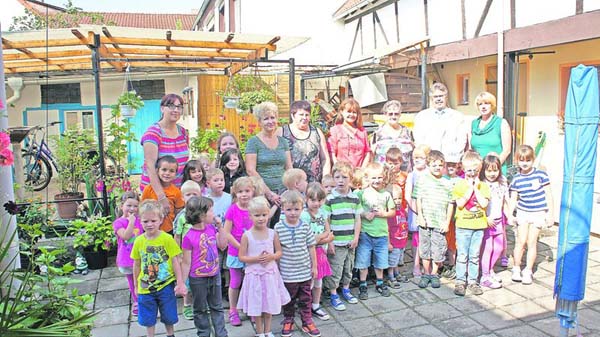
[94,305,131,327]
[532,295,558,311]
[69,279,100,295]
[578,308,600,331]
[95,289,131,309]
[530,316,590,336]
[399,324,449,337]
[434,316,489,337]
[504,282,553,299]
[470,308,522,330]
[343,316,388,337]
[479,287,527,307]
[361,292,406,313]
[495,325,551,337]
[309,321,350,336]
[97,276,129,292]
[581,288,600,306]
[91,323,129,337]
[413,302,462,322]
[157,329,198,337]
[378,308,428,330]
[535,275,556,288]
[427,283,457,300]
[499,300,553,322]
[326,300,373,322]
[72,268,102,281]
[101,266,122,279]
[398,288,440,306]
[446,296,495,314]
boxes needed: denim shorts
[137,282,179,327]
[355,232,389,269]
[388,247,405,267]
[418,227,447,263]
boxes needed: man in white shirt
[413,82,468,163]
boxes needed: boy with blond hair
[282,168,309,194]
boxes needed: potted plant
[69,216,115,269]
[116,90,144,118]
[190,127,221,160]
[219,75,275,114]
[52,128,96,219]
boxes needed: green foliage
[16,201,50,243]
[190,128,221,160]
[9,0,114,31]
[116,91,144,111]
[108,93,139,173]
[239,126,260,155]
[220,75,276,113]
[0,220,95,336]
[69,217,115,252]
[51,129,96,194]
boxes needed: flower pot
[54,192,84,219]
[223,96,239,109]
[120,105,136,117]
[83,248,108,270]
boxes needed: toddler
[509,145,554,285]
[300,182,334,321]
[356,162,396,299]
[131,200,186,337]
[223,177,255,326]
[141,155,185,234]
[452,151,490,296]
[181,196,228,337]
[183,159,209,196]
[441,160,462,280]
[386,184,409,288]
[321,174,335,195]
[275,190,320,337]
[113,191,144,316]
[238,196,291,337]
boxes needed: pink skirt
[316,246,332,279]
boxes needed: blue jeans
[455,228,484,284]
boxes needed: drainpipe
[6,77,24,105]
[497,0,504,117]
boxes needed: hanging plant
[218,75,276,114]
[116,90,144,118]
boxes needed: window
[485,64,498,97]
[65,110,95,131]
[456,74,469,105]
[128,80,165,100]
[41,83,81,104]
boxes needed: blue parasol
[555,64,599,336]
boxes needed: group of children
[111,129,554,337]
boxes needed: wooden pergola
[2,25,307,76]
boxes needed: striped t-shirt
[274,220,316,283]
[509,168,550,212]
[412,172,453,229]
[140,123,189,191]
[322,189,363,246]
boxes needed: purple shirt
[113,217,144,268]
[224,203,253,257]
[182,225,220,278]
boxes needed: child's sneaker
[429,275,441,288]
[183,305,193,320]
[341,288,358,304]
[329,294,346,311]
[264,333,275,337]
[467,283,483,295]
[281,321,294,337]
[454,283,466,296]
[441,266,456,279]
[229,311,242,326]
[311,306,330,321]
[358,285,369,300]
[385,278,401,289]
[418,275,430,288]
[375,283,391,297]
[521,269,533,284]
[491,271,503,283]
[481,276,502,289]
[301,322,321,337]
[500,256,509,267]
[131,302,138,316]
[511,267,522,282]
[395,274,410,283]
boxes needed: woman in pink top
[328,98,371,168]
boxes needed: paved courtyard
[83,227,600,337]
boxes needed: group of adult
[140,82,512,199]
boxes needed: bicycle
[21,122,119,191]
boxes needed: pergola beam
[2,37,66,70]
[105,47,250,58]
[3,49,90,60]
[5,56,91,68]
[98,36,277,51]
[85,31,124,71]
[2,38,88,49]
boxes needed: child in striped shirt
[508,145,554,285]
[274,190,320,337]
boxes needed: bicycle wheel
[88,150,121,180]
[22,151,53,191]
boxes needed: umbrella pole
[556,298,578,337]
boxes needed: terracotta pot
[54,192,84,219]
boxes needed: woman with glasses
[371,100,414,172]
[140,94,190,205]
[277,100,330,183]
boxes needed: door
[127,100,161,174]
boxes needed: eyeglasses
[164,103,183,111]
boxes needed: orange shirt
[141,184,184,233]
